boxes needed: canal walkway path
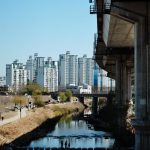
[0,108,27,126]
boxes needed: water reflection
[28,112,115,149]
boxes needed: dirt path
[0,108,27,126]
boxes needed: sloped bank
[0,102,84,149]
[98,104,135,148]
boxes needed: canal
[25,110,115,149]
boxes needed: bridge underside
[92,0,150,149]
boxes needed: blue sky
[0,0,96,76]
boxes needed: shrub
[33,95,44,107]
[65,90,72,101]
[59,92,67,102]
[12,96,26,106]
[20,83,42,95]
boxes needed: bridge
[51,91,115,99]
[51,91,115,115]
[73,92,115,115]
[89,0,150,149]
[73,92,115,98]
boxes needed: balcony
[89,0,94,3]
[90,5,97,14]
[90,3,111,14]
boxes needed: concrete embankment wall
[0,102,84,147]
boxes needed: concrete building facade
[26,53,39,83]
[78,55,94,86]
[36,57,58,92]
[6,60,28,92]
[26,56,34,83]
[93,63,115,92]
[59,51,78,89]
[90,0,150,149]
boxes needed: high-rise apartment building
[93,62,115,92]
[78,55,87,85]
[50,61,58,92]
[86,58,94,86]
[6,60,28,92]
[26,53,38,83]
[59,51,78,89]
[78,55,94,86]
[93,63,100,91]
[68,55,78,85]
[26,54,58,92]
[26,56,34,83]
[36,57,58,92]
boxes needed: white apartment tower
[78,55,94,86]
[36,57,45,87]
[51,61,58,92]
[6,60,28,92]
[26,56,34,83]
[59,51,78,89]
[86,58,94,86]
[36,57,58,92]
[26,53,38,83]
[69,55,78,85]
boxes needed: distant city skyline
[0,0,96,76]
[5,52,115,92]
[5,52,95,92]
[1,51,93,77]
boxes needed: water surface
[28,112,115,149]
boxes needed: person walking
[1,116,4,121]
[65,140,67,148]
[61,140,63,148]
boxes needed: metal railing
[103,2,111,14]
[89,0,111,15]
[90,5,97,14]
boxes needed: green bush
[65,90,72,101]
[58,90,73,102]
[20,83,42,95]
[59,92,67,102]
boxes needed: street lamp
[19,99,24,118]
